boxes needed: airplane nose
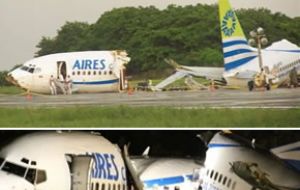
[6,73,20,87]
[0,171,33,190]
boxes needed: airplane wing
[122,145,145,190]
[165,58,224,80]
[154,71,187,91]
[271,141,300,173]
[181,66,224,80]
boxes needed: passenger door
[70,156,93,190]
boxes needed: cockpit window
[20,65,36,73]
[0,157,4,167]
[25,168,36,184]
[21,158,29,164]
[20,66,29,71]
[28,67,35,73]
[2,161,26,178]
[34,67,41,73]
[36,169,47,184]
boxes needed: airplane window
[94,71,97,75]
[109,71,113,75]
[91,183,94,190]
[210,170,214,179]
[34,68,41,73]
[2,161,26,178]
[206,169,209,176]
[113,184,116,190]
[223,176,227,185]
[36,169,47,184]
[77,71,80,75]
[118,184,121,190]
[83,71,86,75]
[214,172,218,181]
[123,184,126,190]
[25,168,36,184]
[28,67,35,73]
[227,179,232,188]
[88,71,91,75]
[0,157,4,167]
[21,158,29,164]
[31,161,36,166]
[232,181,236,190]
[101,183,105,190]
[96,183,99,190]
[104,71,107,75]
[108,183,111,190]
[99,71,102,75]
[218,174,223,183]
[72,71,75,76]
[21,66,29,71]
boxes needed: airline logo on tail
[221,10,237,37]
[219,0,257,71]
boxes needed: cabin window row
[91,182,126,190]
[72,70,113,76]
[279,59,300,72]
[206,169,236,190]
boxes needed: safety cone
[127,87,133,95]
[209,80,215,92]
[26,90,32,100]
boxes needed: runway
[0,88,300,108]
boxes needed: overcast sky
[0,0,299,71]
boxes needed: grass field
[0,86,24,94]
[0,106,299,127]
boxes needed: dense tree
[0,71,10,86]
[35,4,300,76]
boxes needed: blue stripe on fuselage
[208,143,241,148]
[266,50,300,53]
[143,174,193,188]
[282,159,300,172]
[73,79,119,85]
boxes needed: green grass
[0,106,299,127]
[0,86,25,94]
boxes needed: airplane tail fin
[219,0,257,72]
[271,141,300,172]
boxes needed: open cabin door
[67,155,93,190]
[119,69,126,91]
[57,61,67,80]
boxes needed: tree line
[35,4,300,76]
[2,4,300,86]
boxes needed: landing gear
[248,81,254,91]
[248,80,271,91]
[265,83,270,91]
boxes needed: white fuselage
[223,43,300,87]
[0,132,127,190]
[131,158,203,190]
[7,51,130,94]
[200,133,300,190]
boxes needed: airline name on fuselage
[73,59,106,70]
[92,153,126,181]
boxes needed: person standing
[57,74,66,95]
[49,75,57,95]
[65,75,73,95]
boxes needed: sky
[0,0,299,71]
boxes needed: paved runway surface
[0,88,300,108]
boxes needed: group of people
[49,75,72,95]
